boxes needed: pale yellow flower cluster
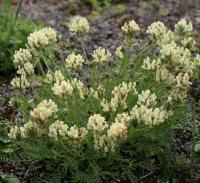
[92,47,112,64]
[114,112,131,126]
[30,99,58,122]
[65,53,84,70]
[175,19,193,34]
[87,114,108,132]
[147,21,167,39]
[146,21,174,45]
[8,126,26,139]
[107,122,127,141]
[54,70,65,82]
[8,120,43,140]
[11,75,30,89]
[17,62,34,76]
[47,120,89,142]
[48,120,68,141]
[23,120,41,135]
[155,68,174,85]
[93,112,132,152]
[160,42,196,75]
[141,57,161,70]
[13,48,32,65]
[121,19,140,44]
[181,37,196,48]
[170,73,190,101]
[121,20,140,34]
[130,105,170,126]
[115,46,124,59]
[68,16,89,36]
[68,125,88,141]
[137,90,157,107]
[101,82,137,112]
[27,27,57,50]
[52,80,73,98]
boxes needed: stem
[131,42,155,80]
[118,44,131,81]
[30,84,39,98]
[38,61,45,76]
[51,54,59,70]
[42,58,51,72]
[80,39,88,62]
[15,0,23,20]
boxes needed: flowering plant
[7,17,200,182]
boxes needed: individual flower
[109,96,120,112]
[67,125,79,140]
[17,67,26,76]
[65,53,84,70]
[52,80,73,98]
[79,127,88,141]
[115,46,124,59]
[13,48,32,65]
[68,16,89,36]
[44,71,53,84]
[87,114,108,132]
[48,120,68,141]
[23,62,34,75]
[92,47,112,64]
[101,99,110,112]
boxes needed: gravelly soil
[20,0,200,50]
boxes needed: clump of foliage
[6,16,200,182]
[0,0,39,75]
